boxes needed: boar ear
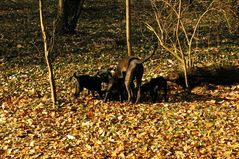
[111,70,116,77]
[72,73,78,82]
[74,80,80,98]
[73,72,77,78]
[96,69,106,74]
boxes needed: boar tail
[139,43,158,63]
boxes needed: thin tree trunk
[39,0,57,109]
[126,0,132,56]
[58,0,64,17]
[182,59,189,89]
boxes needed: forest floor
[0,0,239,158]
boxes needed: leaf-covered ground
[1,0,239,158]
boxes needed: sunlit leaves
[1,62,239,158]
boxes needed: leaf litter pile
[0,0,239,158]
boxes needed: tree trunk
[126,0,133,56]
[55,0,85,34]
[54,0,66,33]
[39,0,57,109]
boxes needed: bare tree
[147,0,216,88]
[39,0,57,108]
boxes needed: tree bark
[126,0,133,56]
[55,0,85,34]
[39,0,57,109]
